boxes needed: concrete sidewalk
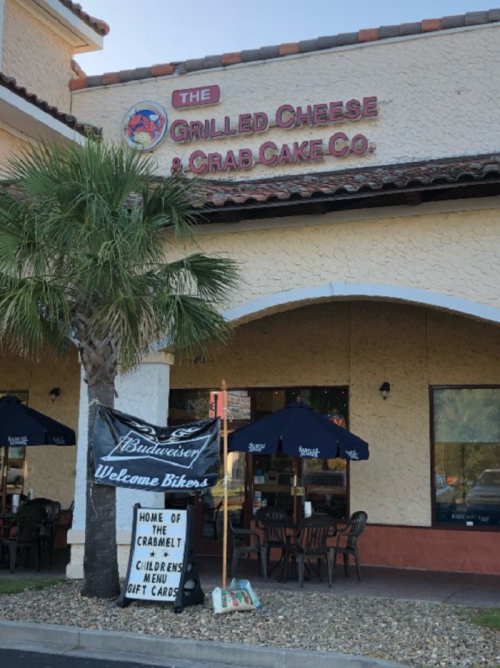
[0,620,408,668]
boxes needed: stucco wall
[171,301,500,527]
[0,125,30,168]
[0,348,80,508]
[2,0,72,112]
[165,207,500,321]
[72,25,500,179]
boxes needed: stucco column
[67,352,173,579]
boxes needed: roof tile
[69,78,86,91]
[337,32,359,46]
[359,28,379,42]
[85,75,103,87]
[184,58,205,73]
[317,35,339,50]
[150,63,175,77]
[240,49,261,63]
[259,45,281,60]
[102,72,120,86]
[194,154,500,210]
[222,52,242,66]
[422,19,443,32]
[441,14,466,29]
[1,72,100,136]
[71,8,500,90]
[204,55,224,69]
[465,11,490,25]
[57,0,109,36]
[399,22,422,36]
[279,43,300,56]
[299,39,319,53]
[378,25,401,38]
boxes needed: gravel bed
[0,581,498,668]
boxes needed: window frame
[169,385,351,520]
[0,390,29,496]
[430,384,500,533]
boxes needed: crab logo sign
[92,406,220,491]
[123,101,168,151]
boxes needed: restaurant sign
[170,96,378,174]
[122,90,379,173]
[92,406,220,492]
[117,504,205,612]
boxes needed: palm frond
[0,139,239,371]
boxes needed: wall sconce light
[379,382,391,400]
[49,387,61,402]
[193,356,205,364]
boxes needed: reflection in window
[0,391,29,501]
[433,387,500,528]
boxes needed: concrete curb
[0,620,408,668]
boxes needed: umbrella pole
[222,379,229,589]
[293,457,298,524]
[1,445,8,514]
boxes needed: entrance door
[168,389,251,556]
[168,386,350,555]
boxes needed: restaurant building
[1,1,500,578]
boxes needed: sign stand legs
[221,379,229,590]
[117,504,204,613]
[174,504,205,613]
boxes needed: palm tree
[0,140,238,598]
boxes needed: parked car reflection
[435,474,456,504]
[466,469,500,509]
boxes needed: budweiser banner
[92,406,220,492]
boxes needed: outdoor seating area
[230,506,368,587]
[0,498,70,573]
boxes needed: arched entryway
[170,296,500,574]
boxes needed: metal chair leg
[299,554,305,588]
[331,548,337,582]
[343,553,349,578]
[261,547,268,580]
[355,548,362,582]
[9,542,17,573]
[327,553,333,587]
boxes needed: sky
[76,0,492,75]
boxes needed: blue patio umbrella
[0,395,76,513]
[229,401,369,461]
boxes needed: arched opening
[170,298,500,573]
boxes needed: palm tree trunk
[81,378,120,599]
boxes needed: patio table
[281,515,337,583]
[0,512,15,537]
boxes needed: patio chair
[203,499,222,540]
[255,507,289,580]
[26,499,61,567]
[331,510,368,582]
[1,504,46,573]
[287,514,337,587]
[229,518,262,578]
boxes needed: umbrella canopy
[229,401,369,460]
[0,395,76,446]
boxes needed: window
[432,387,500,529]
[169,386,350,523]
[0,391,29,494]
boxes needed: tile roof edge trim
[70,20,500,92]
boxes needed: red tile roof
[194,154,500,210]
[0,73,101,137]
[57,1,110,36]
[70,8,500,90]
